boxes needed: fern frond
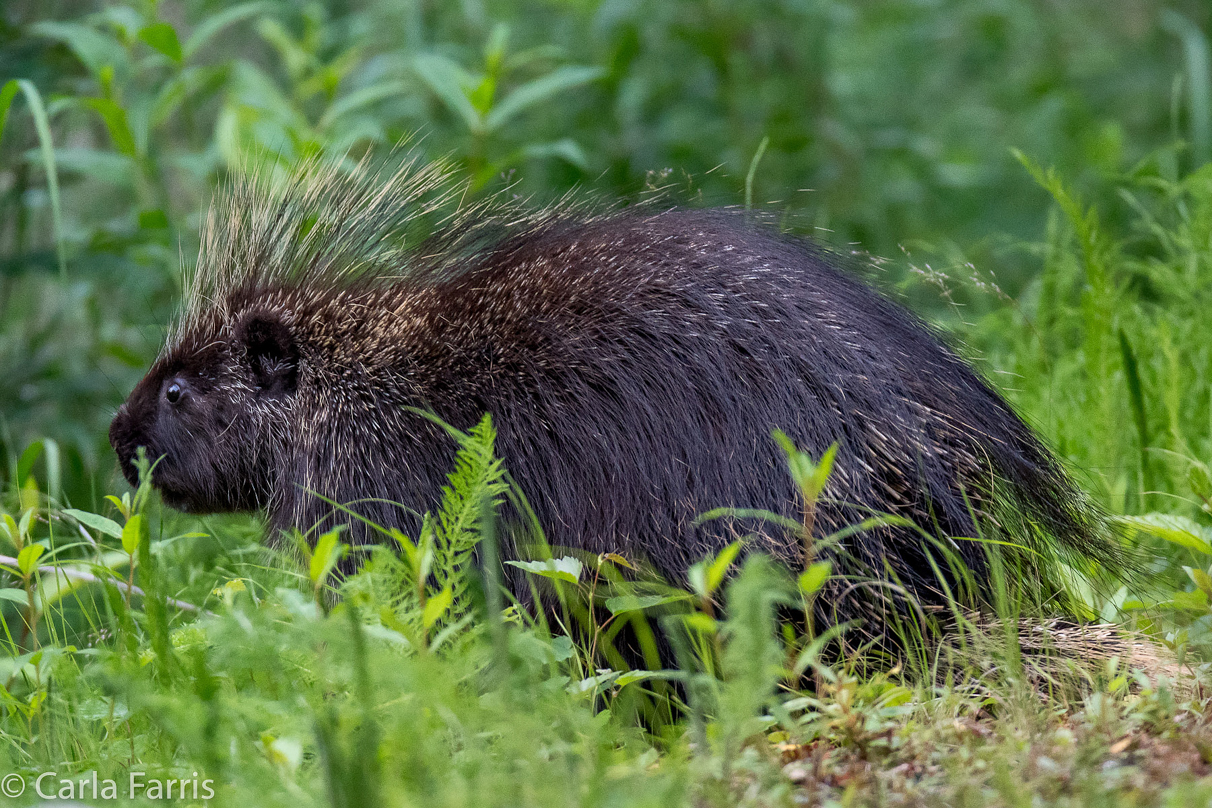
[432,414,509,618]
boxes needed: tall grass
[1,406,1206,806]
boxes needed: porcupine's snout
[109,356,229,512]
[109,368,169,491]
[108,403,144,489]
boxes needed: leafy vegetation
[3,0,1212,805]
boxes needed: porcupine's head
[108,298,300,513]
[109,155,468,515]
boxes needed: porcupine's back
[387,209,1120,605]
[144,158,1125,630]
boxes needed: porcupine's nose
[108,405,145,488]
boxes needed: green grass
[3,1,1212,805]
[0,412,1208,807]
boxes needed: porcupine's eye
[165,381,182,404]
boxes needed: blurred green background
[1,0,1210,523]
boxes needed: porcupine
[108,156,1138,654]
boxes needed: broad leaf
[184,2,271,59]
[17,543,45,576]
[414,54,481,132]
[604,593,689,614]
[505,556,583,584]
[422,584,454,630]
[798,561,832,596]
[139,22,183,63]
[64,509,124,540]
[1119,514,1212,555]
[121,514,144,555]
[86,98,138,156]
[486,65,604,131]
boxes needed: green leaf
[16,440,43,487]
[0,80,64,274]
[773,430,807,482]
[798,561,832,596]
[64,509,124,540]
[569,670,621,693]
[1118,514,1212,555]
[389,528,418,563]
[31,21,127,80]
[0,589,30,605]
[11,438,57,506]
[1162,9,1212,165]
[745,134,770,210]
[413,53,482,133]
[256,19,308,81]
[121,513,144,555]
[1118,329,1148,449]
[486,65,604,131]
[483,23,510,74]
[1164,589,1209,613]
[18,507,34,541]
[705,540,743,594]
[1186,566,1212,598]
[19,479,38,512]
[85,98,138,157]
[0,81,18,142]
[309,529,346,585]
[604,593,689,614]
[318,80,408,130]
[1189,463,1212,507]
[104,495,131,521]
[417,537,435,584]
[17,544,45,576]
[877,685,914,709]
[615,670,676,688]
[774,431,839,501]
[599,552,635,570]
[184,2,271,60]
[0,514,18,546]
[809,442,839,497]
[420,412,509,615]
[139,22,182,63]
[548,635,575,662]
[421,584,453,630]
[467,73,497,116]
[683,613,718,635]
[41,439,61,505]
[505,556,583,584]
[520,138,589,170]
[138,209,170,230]
[50,147,136,189]
[688,561,706,600]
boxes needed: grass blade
[0,79,66,276]
[745,135,769,211]
[1118,328,1149,507]
[1162,10,1211,167]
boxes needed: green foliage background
[4,1,1212,805]
[0,0,1194,466]
[1,0,1210,511]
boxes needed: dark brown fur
[109,160,1122,629]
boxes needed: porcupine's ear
[238,312,299,395]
